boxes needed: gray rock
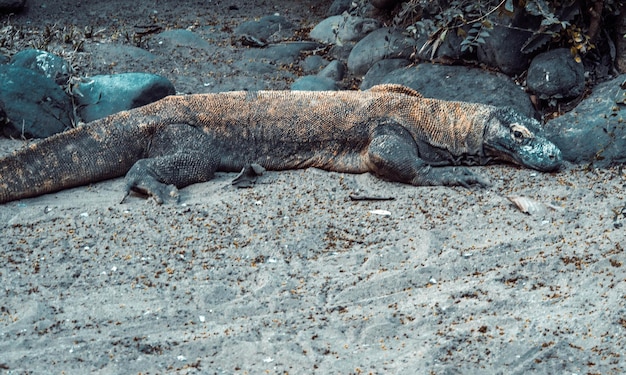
[291,76,338,91]
[83,43,159,74]
[375,63,535,117]
[301,55,327,74]
[327,0,352,15]
[527,48,585,99]
[310,15,381,45]
[154,29,212,50]
[74,73,176,123]
[234,15,294,42]
[347,28,416,75]
[476,15,534,75]
[412,27,469,62]
[544,75,626,167]
[371,0,402,9]
[10,49,73,85]
[0,0,25,12]
[0,65,72,138]
[328,43,355,61]
[243,41,320,65]
[360,58,410,89]
[318,60,346,81]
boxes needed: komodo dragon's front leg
[123,124,220,203]
[365,121,489,188]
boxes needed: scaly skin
[0,84,562,204]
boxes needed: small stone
[301,55,327,73]
[318,60,346,81]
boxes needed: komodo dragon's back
[0,84,562,204]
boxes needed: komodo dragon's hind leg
[122,124,220,204]
[366,121,489,188]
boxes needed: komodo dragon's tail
[0,111,152,203]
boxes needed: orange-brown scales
[0,84,562,204]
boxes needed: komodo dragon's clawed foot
[122,177,180,204]
[122,160,180,204]
[366,123,491,188]
[417,166,490,188]
[232,163,266,188]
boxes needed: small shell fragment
[369,209,391,216]
[507,195,561,216]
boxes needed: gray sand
[1,136,625,373]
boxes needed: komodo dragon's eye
[510,124,532,142]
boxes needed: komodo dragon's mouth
[484,109,563,173]
[518,141,563,172]
[486,139,563,172]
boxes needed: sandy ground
[1,1,626,374]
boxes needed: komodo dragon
[0,84,562,204]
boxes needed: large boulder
[10,49,73,85]
[310,15,381,45]
[360,59,411,89]
[234,15,294,42]
[347,28,415,75]
[73,73,176,123]
[0,65,72,138]
[371,63,536,117]
[154,29,213,50]
[527,48,585,99]
[544,75,626,167]
[83,43,160,74]
[476,13,535,75]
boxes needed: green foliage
[398,0,614,59]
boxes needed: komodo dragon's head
[483,107,562,172]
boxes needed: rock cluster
[0,49,174,138]
[298,1,624,167]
